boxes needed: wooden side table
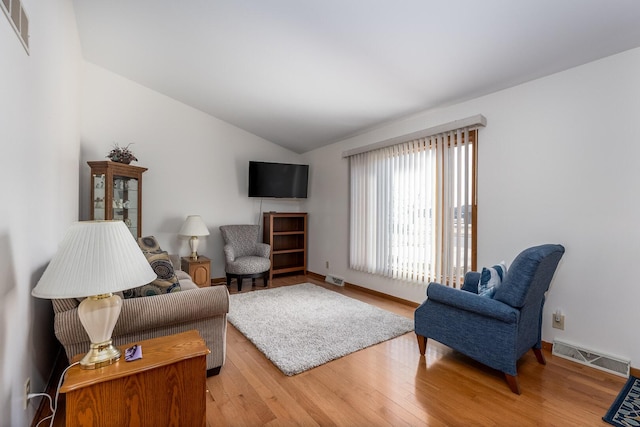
[60,330,209,427]
[181,256,211,287]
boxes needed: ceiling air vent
[1,0,29,54]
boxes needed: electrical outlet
[552,313,565,330]
[325,261,329,269]
[23,378,30,410]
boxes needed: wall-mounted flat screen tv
[248,161,309,198]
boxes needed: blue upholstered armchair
[219,225,271,292]
[414,244,565,394]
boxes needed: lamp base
[79,340,121,369]
[189,236,199,260]
[77,293,123,370]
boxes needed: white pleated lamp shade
[32,221,157,299]
[178,215,210,237]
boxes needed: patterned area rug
[603,376,640,426]
[227,283,414,376]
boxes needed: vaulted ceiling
[73,0,640,153]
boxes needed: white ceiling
[72,0,640,153]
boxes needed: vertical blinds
[348,125,478,286]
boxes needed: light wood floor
[208,274,624,426]
[45,274,624,426]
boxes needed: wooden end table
[60,330,209,427]
[181,256,211,287]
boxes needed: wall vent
[325,274,345,286]
[1,0,29,54]
[552,340,629,377]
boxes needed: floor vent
[325,274,345,286]
[552,340,629,377]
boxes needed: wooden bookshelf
[263,212,307,282]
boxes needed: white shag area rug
[227,283,414,376]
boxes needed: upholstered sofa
[52,267,229,376]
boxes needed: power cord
[27,393,52,427]
[29,361,79,427]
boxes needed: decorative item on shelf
[106,143,138,164]
[31,221,156,369]
[179,215,210,259]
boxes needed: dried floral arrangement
[106,143,138,164]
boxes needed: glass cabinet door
[112,176,138,237]
[92,173,106,220]
[88,161,147,238]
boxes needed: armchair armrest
[426,282,518,324]
[255,242,270,258]
[461,271,481,293]
[223,244,236,262]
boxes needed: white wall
[0,0,81,425]
[79,62,305,278]
[303,47,640,370]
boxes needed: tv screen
[248,161,309,198]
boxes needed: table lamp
[31,221,156,369]
[179,215,210,259]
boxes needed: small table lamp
[31,221,156,369]
[179,215,210,259]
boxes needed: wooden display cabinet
[263,212,307,282]
[88,161,147,238]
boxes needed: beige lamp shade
[32,220,157,299]
[31,220,156,369]
[178,215,210,237]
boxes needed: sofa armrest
[175,270,192,281]
[116,286,228,334]
[255,242,270,258]
[54,286,229,347]
[426,282,518,324]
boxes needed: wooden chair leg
[237,277,243,292]
[504,374,521,395]
[533,348,546,365]
[416,334,427,355]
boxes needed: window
[348,128,477,287]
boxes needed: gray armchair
[414,244,565,394]
[219,225,271,291]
